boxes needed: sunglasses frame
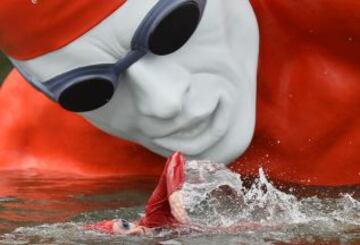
[11,0,206,112]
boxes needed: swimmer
[84,152,192,235]
[84,189,188,236]
[84,152,250,236]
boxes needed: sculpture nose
[126,61,190,119]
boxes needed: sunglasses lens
[59,79,114,112]
[149,2,200,55]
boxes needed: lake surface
[0,169,359,245]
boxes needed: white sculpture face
[14,0,259,164]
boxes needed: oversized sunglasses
[12,0,207,112]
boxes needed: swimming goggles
[12,0,207,112]
[116,219,131,230]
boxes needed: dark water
[0,169,359,245]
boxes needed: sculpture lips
[153,99,229,156]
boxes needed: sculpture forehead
[1,0,232,60]
[13,0,259,82]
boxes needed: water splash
[0,164,359,244]
[181,161,307,228]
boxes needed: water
[0,166,359,245]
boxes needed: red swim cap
[83,220,114,234]
[0,0,126,60]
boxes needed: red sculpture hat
[0,0,126,60]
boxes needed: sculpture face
[14,0,259,164]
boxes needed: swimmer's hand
[169,190,191,224]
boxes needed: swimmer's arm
[169,190,191,224]
[111,190,189,236]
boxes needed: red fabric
[230,0,360,186]
[0,0,126,60]
[83,220,114,234]
[0,70,165,177]
[138,152,185,228]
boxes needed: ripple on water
[0,167,359,244]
